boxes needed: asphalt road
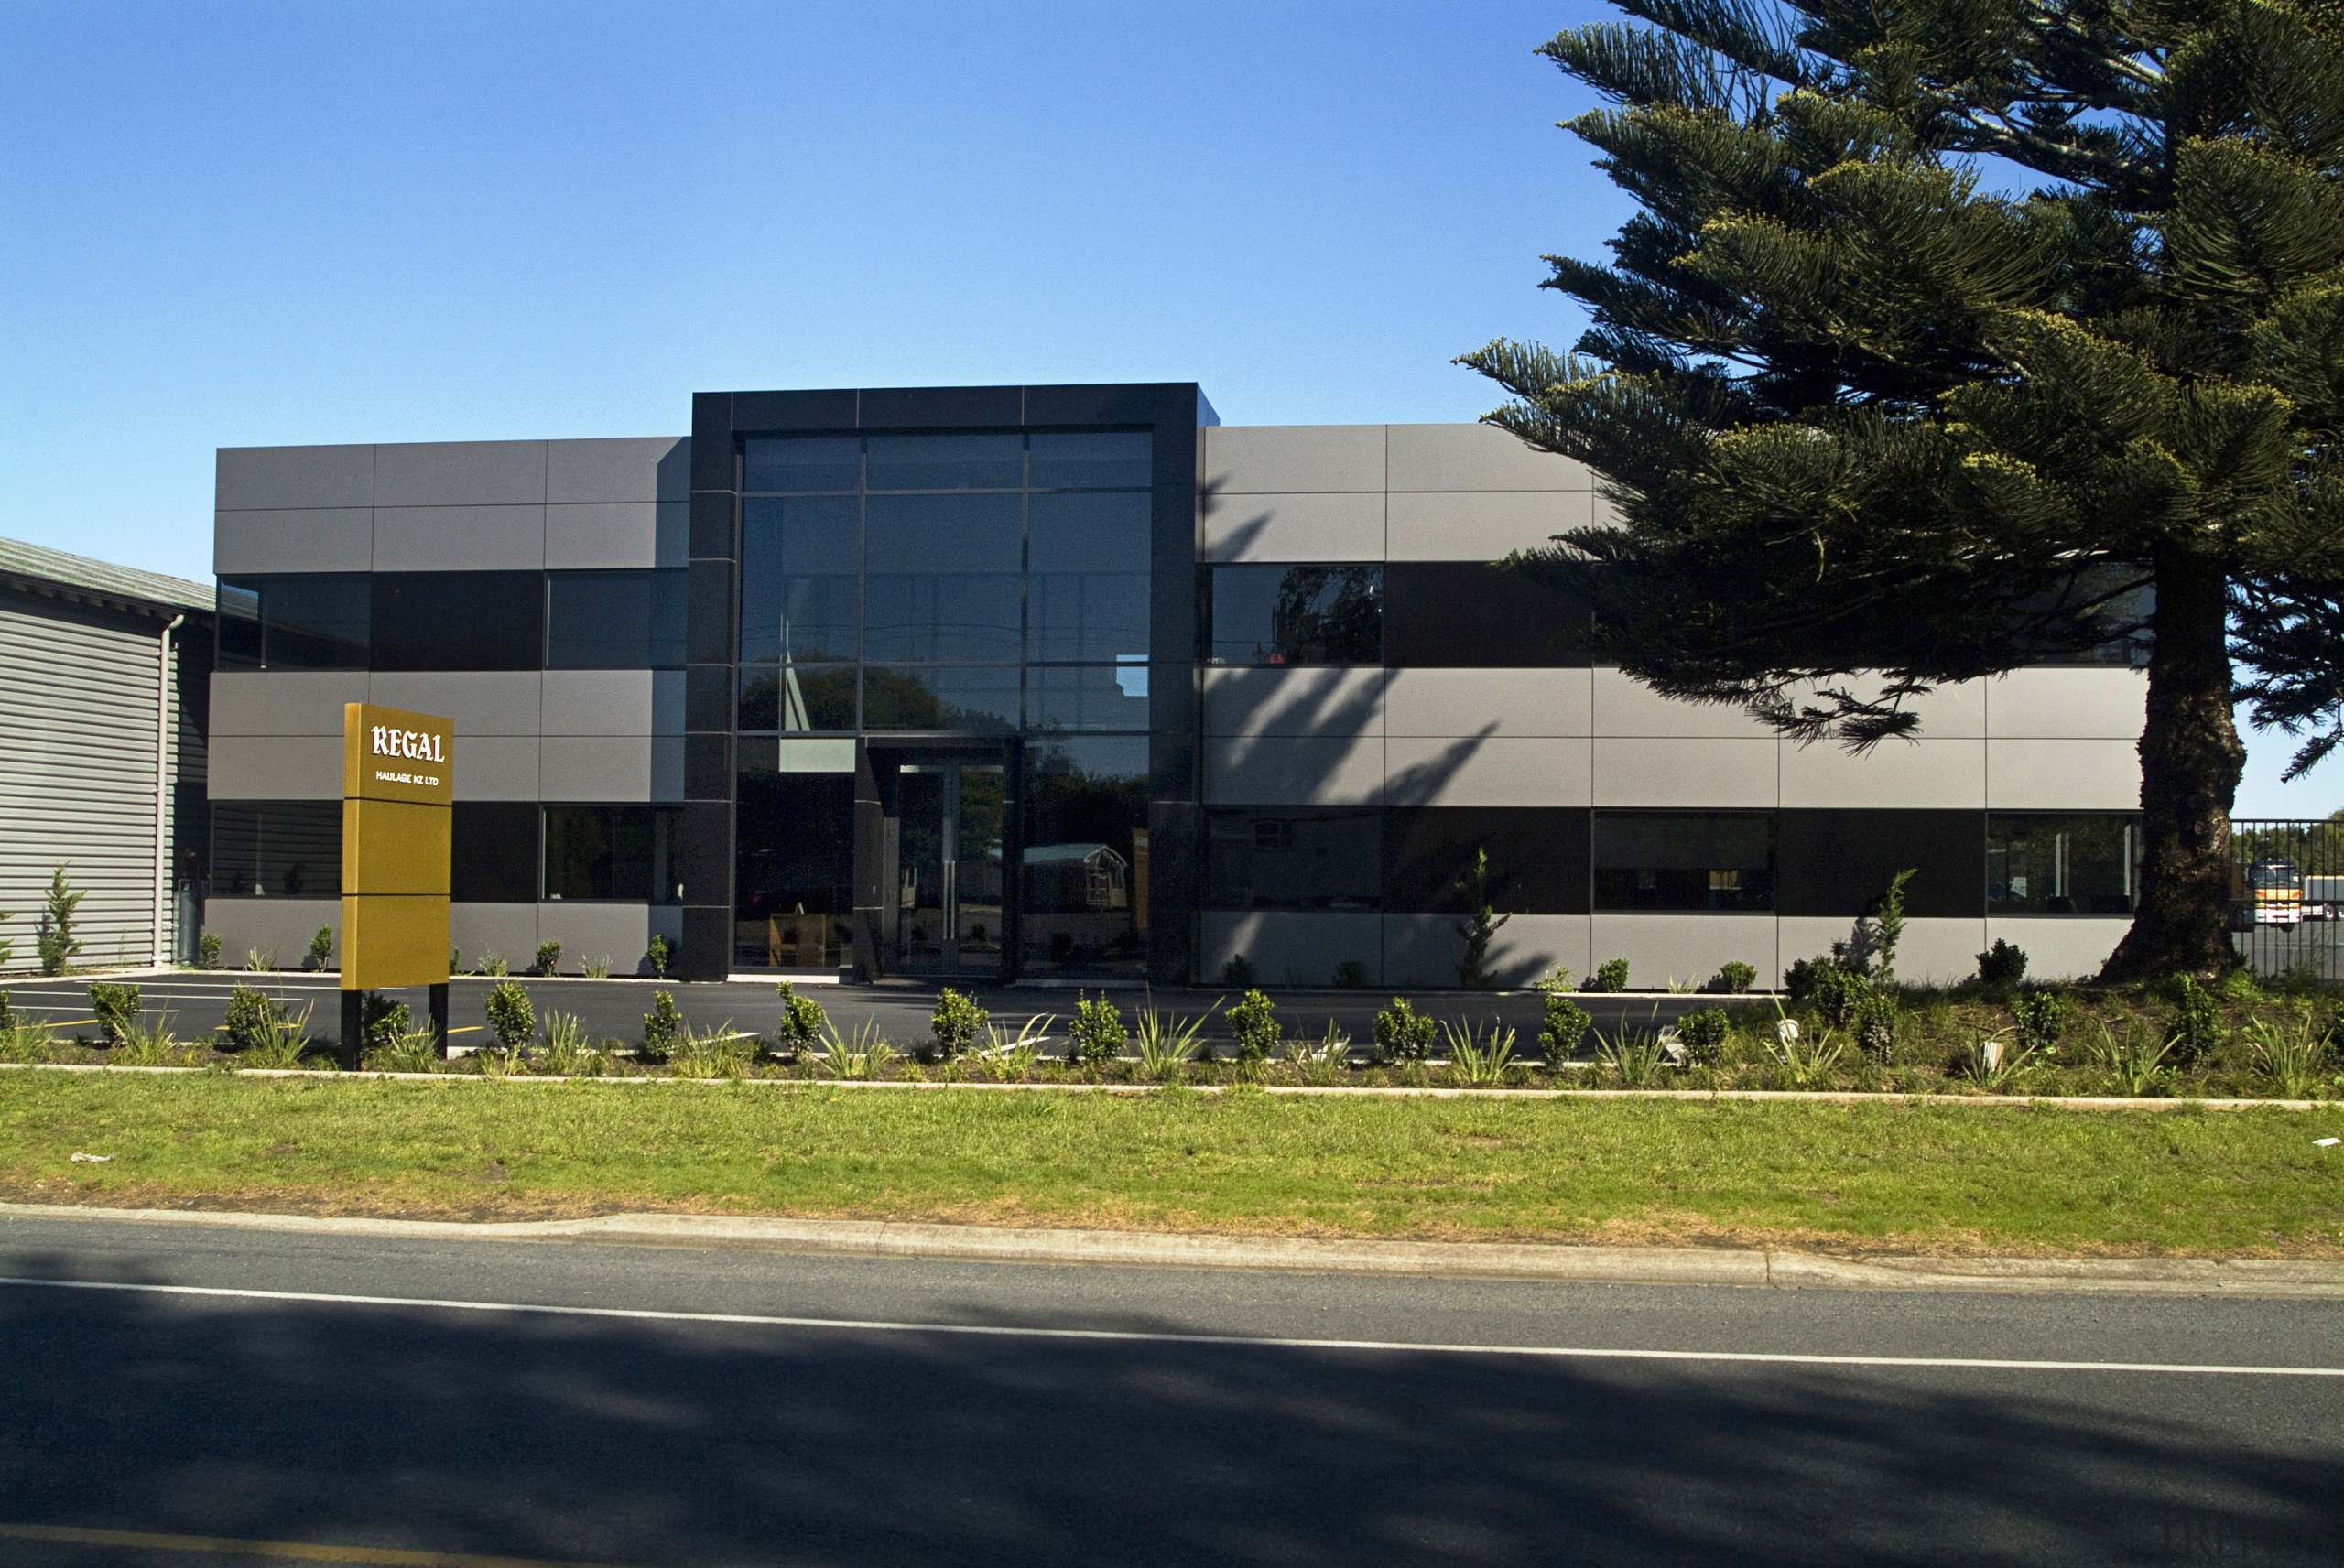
[0,970,1718,1054]
[1,1212,2339,1566]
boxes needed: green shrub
[1677,1007,1731,1065]
[1374,997,1439,1063]
[582,955,612,979]
[1228,989,1281,1065]
[641,990,684,1057]
[931,987,988,1061]
[1332,959,1367,989]
[306,926,334,971]
[2166,974,2226,1066]
[1714,961,1757,994]
[534,940,563,977]
[1536,990,1592,1063]
[1850,992,1899,1059]
[1069,992,1128,1065]
[773,981,828,1056]
[2218,966,2262,1001]
[646,934,672,978]
[2012,989,2069,1055]
[86,982,139,1046]
[37,867,84,976]
[0,990,12,1032]
[362,994,412,1054]
[223,986,286,1051]
[1221,953,1256,987]
[1584,957,1630,992]
[1453,847,1511,989]
[483,981,535,1051]
[1803,962,1870,1029]
[1976,939,2028,985]
[197,932,222,969]
[237,1004,313,1070]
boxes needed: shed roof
[0,535,214,620]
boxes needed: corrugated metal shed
[0,535,212,976]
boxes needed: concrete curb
[1,1059,2337,1110]
[5,1201,2341,1296]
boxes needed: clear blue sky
[0,0,2328,813]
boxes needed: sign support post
[340,704,455,1069]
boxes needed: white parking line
[4,1275,2338,1377]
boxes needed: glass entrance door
[894,759,1006,977]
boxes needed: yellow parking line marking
[0,1521,627,1566]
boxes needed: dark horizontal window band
[218,570,688,673]
[1384,563,1592,668]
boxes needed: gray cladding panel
[210,672,369,737]
[373,441,548,507]
[367,672,543,736]
[541,669,655,736]
[1384,423,1590,492]
[1385,491,1590,562]
[546,437,690,504]
[1200,492,1384,562]
[208,736,342,799]
[214,508,374,575]
[371,505,546,571]
[540,736,655,800]
[543,503,686,569]
[216,446,375,512]
[1204,426,1386,494]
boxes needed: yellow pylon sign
[340,703,454,991]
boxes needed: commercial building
[205,384,2149,987]
[0,536,212,971]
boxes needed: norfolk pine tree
[1463,0,2344,977]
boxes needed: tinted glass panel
[547,569,686,669]
[543,805,680,903]
[743,436,861,493]
[865,433,1023,491]
[863,665,1019,731]
[1206,808,1382,911]
[1028,492,1150,662]
[209,802,341,897]
[735,759,855,968]
[1778,809,1985,918]
[1028,663,1149,733]
[1023,736,1150,975]
[1028,432,1151,490]
[864,493,1024,661]
[1384,807,1590,914]
[1593,812,1774,912]
[1989,814,2142,914]
[451,803,539,903]
[738,664,857,731]
[216,576,370,670]
[1384,562,1592,667]
[741,495,859,662]
[1210,565,1382,665]
[371,573,545,672]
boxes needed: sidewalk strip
[3,1275,2337,1378]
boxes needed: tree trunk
[2100,555,2243,981]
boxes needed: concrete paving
[0,1208,2337,1566]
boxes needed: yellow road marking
[0,1522,627,1567]
[47,1019,97,1028]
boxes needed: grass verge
[2,1073,2339,1257]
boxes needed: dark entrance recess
[869,742,1014,979]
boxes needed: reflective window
[216,576,370,670]
[735,756,855,968]
[453,804,538,903]
[370,572,544,672]
[741,495,859,663]
[1210,565,1382,665]
[1029,432,1152,490]
[209,802,341,897]
[738,665,857,732]
[544,805,681,903]
[1989,814,2141,914]
[862,665,1020,732]
[864,493,1024,661]
[1023,736,1150,975]
[1028,663,1149,733]
[547,569,687,669]
[1593,812,1774,912]
[1383,807,1590,914]
[743,436,861,493]
[1384,562,1592,667]
[1205,808,1383,911]
[1028,492,1150,662]
[866,433,1024,491]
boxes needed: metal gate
[2230,818,2344,979]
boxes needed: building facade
[206,384,2149,986]
[0,536,212,973]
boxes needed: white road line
[3,1275,2337,1378]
